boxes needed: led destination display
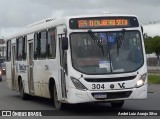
[69,17,139,29]
[78,19,129,28]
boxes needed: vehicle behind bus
[0,58,5,81]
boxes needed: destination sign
[78,19,129,28]
[69,17,139,29]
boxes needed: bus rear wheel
[110,100,124,108]
[53,84,65,110]
[19,80,28,100]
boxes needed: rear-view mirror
[62,37,68,50]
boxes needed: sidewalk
[148,84,160,93]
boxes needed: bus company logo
[118,83,125,89]
[19,64,27,73]
[2,111,11,116]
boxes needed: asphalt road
[0,76,160,119]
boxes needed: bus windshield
[70,31,144,74]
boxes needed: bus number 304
[92,84,105,89]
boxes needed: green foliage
[144,35,160,58]
[144,36,153,53]
[148,74,160,84]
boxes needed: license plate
[93,94,107,99]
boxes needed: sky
[0,0,160,38]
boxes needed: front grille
[84,76,136,82]
[91,91,132,100]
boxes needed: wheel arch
[18,75,22,91]
[49,77,56,99]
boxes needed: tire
[0,77,2,82]
[19,80,28,100]
[53,84,66,110]
[110,100,124,108]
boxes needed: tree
[152,36,160,60]
[144,35,160,66]
[144,35,153,53]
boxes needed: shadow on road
[17,95,133,116]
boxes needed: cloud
[0,0,160,27]
[0,0,160,37]
[1,27,23,38]
[143,24,160,37]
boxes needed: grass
[148,74,160,84]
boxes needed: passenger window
[39,31,47,59]
[48,28,56,58]
[34,33,38,59]
[6,40,11,61]
[17,37,23,61]
[22,36,27,60]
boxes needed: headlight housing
[135,73,147,88]
[71,77,87,91]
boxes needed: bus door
[27,40,34,94]
[11,44,16,90]
[58,34,68,99]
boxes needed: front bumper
[66,84,147,104]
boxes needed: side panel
[34,29,59,98]
[40,58,59,98]
[6,62,12,89]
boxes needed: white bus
[5,14,147,110]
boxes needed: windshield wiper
[88,30,105,55]
[117,29,126,55]
[88,30,103,47]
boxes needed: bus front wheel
[53,84,66,110]
[110,100,124,108]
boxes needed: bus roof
[65,14,137,19]
[5,14,138,40]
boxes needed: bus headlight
[0,70,2,75]
[71,77,87,91]
[136,73,147,88]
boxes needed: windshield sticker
[99,61,111,71]
[99,33,107,40]
[113,69,124,72]
[108,35,116,43]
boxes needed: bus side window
[48,28,56,58]
[16,37,23,61]
[6,40,11,61]
[39,31,47,59]
[34,33,38,59]
[22,36,27,60]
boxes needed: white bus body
[5,14,147,109]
